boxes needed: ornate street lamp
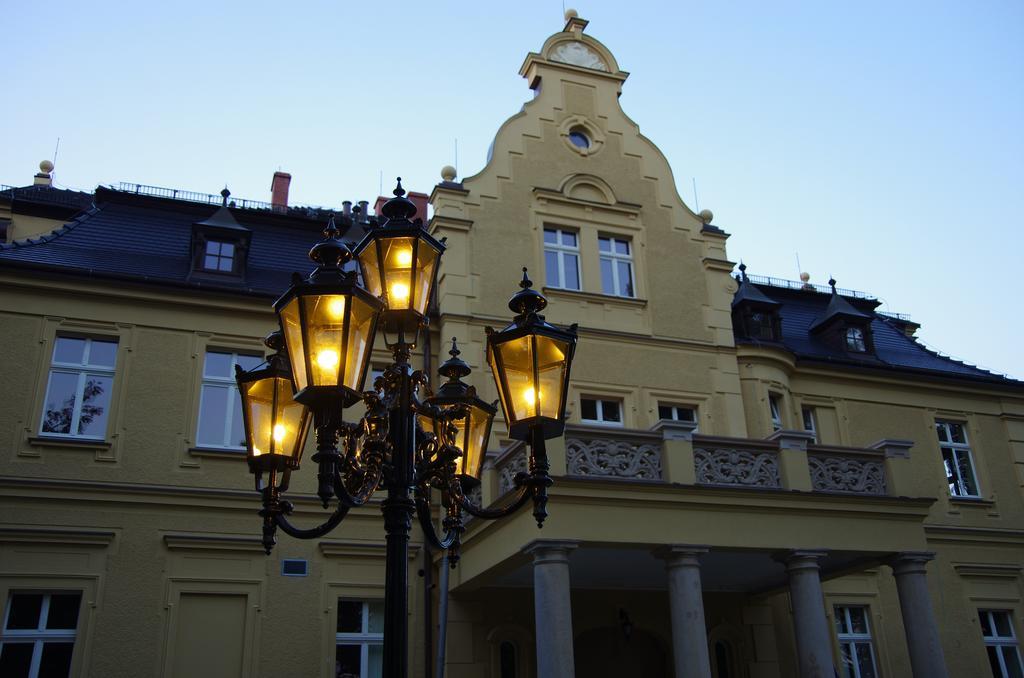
[233,180,577,678]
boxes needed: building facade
[2,14,1023,678]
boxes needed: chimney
[34,160,54,187]
[358,200,369,223]
[270,171,291,213]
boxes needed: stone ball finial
[565,7,578,20]
[441,165,457,182]
[699,209,714,225]
[800,272,810,283]
[39,160,54,173]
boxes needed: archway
[574,626,668,677]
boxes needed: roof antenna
[454,138,458,175]
[692,177,700,211]
[379,170,383,197]
[51,137,61,180]
[795,252,802,277]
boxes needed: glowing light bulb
[317,349,339,370]
[523,388,540,409]
[395,249,413,267]
[252,447,262,456]
[273,424,287,443]
[327,297,346,319]
[390,282,410,305]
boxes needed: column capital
[775,549,828,573]
[888,551,936,575]
[653,544,709,568]
[523,539,579,565]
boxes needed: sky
[4,1,1023,379]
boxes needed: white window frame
[0,591,81,678]
[935,420,982,498]
[196,350,260,450]
[598,235,635,298]
[580,397,624,427]
[981,609,1024,678]
[38,336,118,440]
[833,605,879,678]
[769,394,783,432]
[336,599,383,678]
[658,402,697,428]
[802,407,818,443]
[543,228,580,291]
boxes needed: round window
[568,129,590,149]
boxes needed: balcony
[485,423,914,499]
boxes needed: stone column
[525,540,578,678]
[781,550,834,678]
[656,545,711,678]
[889,552,949,678]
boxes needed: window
[802,407,817,443]
[768,395,783,432]
[196,350,262,449]
[581,397,623,426]
[543,228,580,291]
[202,240,236,273]
[39,337,117,439]
[568,129,590,149]
[336,599,383,678]
[658,403,697,429]
[749,311,776,340]
[833,605,879,678]
[0,591,81,678]
[499,641,518,678]
[935,420,981,498]
[980,610,1024,678]
[599,236,634,297]
[845,327,866,352]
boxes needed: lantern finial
[381,177,418,223]
[508,267,548,317]
[438,337,471,387]
[308,215,353,270]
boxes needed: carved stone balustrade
[807,447,887,495]
[495,442,529,495]
[692,437,782,488]
[565,427,663,480]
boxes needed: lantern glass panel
[493,336,535,423]
[279,299,308,391]
[381,237,416,311]
[412,244,439,316]
[359,243,383,300]
[242,376,309,463]
[460,404,493,479]
[303,294,348,387]
[535,336,570,420]
[343,295,378,391]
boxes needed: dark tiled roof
[0,190,371,298]
[732,273,781,309]
[0,184,94,211]
[744,283,1020,386]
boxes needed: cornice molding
[0,526,116,547]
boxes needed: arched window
[499,641,517,678]
[713,639,735,678]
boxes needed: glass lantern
[486,269,577,440]
[235,332,312,473]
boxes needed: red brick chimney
[374,190,430,223]
[271,171,291,213]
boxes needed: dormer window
[189,196,251,282]
[731,264,782,342]
[203,239,236,273]
[845,327,866,352]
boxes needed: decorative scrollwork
[694,447,781,488]
[498,450,528,495]
[566,438,662,480]
[808,455,886,495]
[465,485,483,507]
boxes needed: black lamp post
[234,179,578,678]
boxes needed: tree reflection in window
[39,337,117,439]
[43,378,109,435]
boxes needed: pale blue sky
[4,1,1022,379]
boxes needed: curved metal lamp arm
[413,488,460,551]
[332,437,386,508]
[274,502,350,539]
[458,474,533,519]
